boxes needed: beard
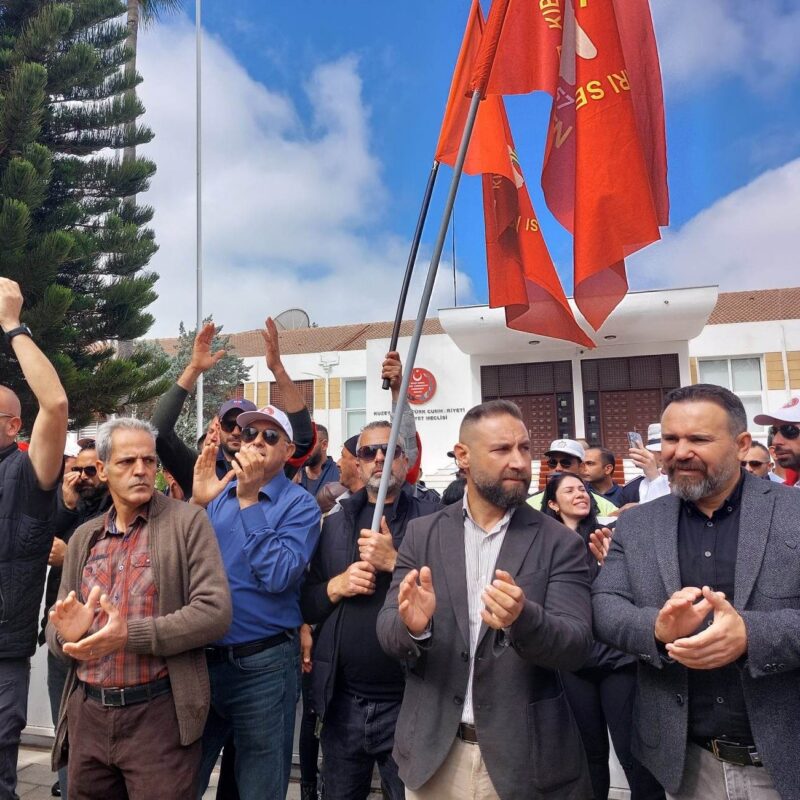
[77,482,104,501]
[366,470,403,498]
[305,448,323,469]
[471,470,530,510]
[667,456,739,503]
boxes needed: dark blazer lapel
[735,475,774,609]
[476,504,539,651]
[654,495,682,596]
[438,503,470,649]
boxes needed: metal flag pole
[195,0,204,439]
[381,160,441,391]
[370,89,482,531]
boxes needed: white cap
[754,397,800,426]
[64,439,81,458]
[544,439,585,461]
[236,405,293,440]
[646,423,662,452]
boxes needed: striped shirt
[77,503,168,688]
[461,491,513,725]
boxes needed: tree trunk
[123,0,139,211]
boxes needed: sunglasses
[547,457,577,469]
[356,443,404,462]
[741,460,769,469]
[770,424,800,441]
[70,465,98,477]
[240,427,284,446]
[219,417,242,434]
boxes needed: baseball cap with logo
[544,439,585,462]
[236,405,293,441]
[218,398,257,420]
[754,397,800,426]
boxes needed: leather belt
[457,723,478,744]
[81,677,171,708]
[692,738,763,768]
[205,631,291,663]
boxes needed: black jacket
[0,444,57,658]
[300,487,440,719]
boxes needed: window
[697,358,764,428]
[269,379,314,412]
[344,379,366,438]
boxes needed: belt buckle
[710,739,722,759]
[100,687,124,707]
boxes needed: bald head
[459,399,524,445]
[0,386,21,418]
[0,385,22,448]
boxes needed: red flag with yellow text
[474,0,669,330]
[435,0,594,347]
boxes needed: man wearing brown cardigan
[46,417,232,799]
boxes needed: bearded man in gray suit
[378,399,593,800]
[593,384,800,800]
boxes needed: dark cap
[343,435,359,457]
[218,398,257,419]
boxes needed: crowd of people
[1,275,800,800]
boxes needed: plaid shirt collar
[101,499,152,538]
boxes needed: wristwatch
[3,324,33,345]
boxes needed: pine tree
[0,0,169,429]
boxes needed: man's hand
[654,587,714,644]
[398,567,436,637]
[48,537,68,568]
[588,527,612,566]
[191,437,234,507]
[190,322,225,374]
[261,317,284,375]
[629,446,659,481]
[233,447,267,508]
[0,278,23,330]
[49,586,101,643]
[666,587,747,669]
[481,570,525,630]
[357,517,397,573]
[63,594,128,661]
[300,624,314,674]
[327,561,376,603]
[382,351,403,399]
[61,470,82,510]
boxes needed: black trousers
[561,663,665,800]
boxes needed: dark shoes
[51,781,61,797]
[300,783,317,800]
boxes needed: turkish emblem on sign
[407,368,437,405]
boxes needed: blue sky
[137,1,800,337]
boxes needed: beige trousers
[405,738,500,800]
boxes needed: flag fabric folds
[465,0,670,331]
[435,0,594,348]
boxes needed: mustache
[668,458,706,472]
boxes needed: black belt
[457,723,478,744]
[81,677,171,708]
[692,738,763,768]
[205,631,291,663]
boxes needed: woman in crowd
[542,473,665,800]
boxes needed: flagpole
[370,89,482,531]
[195,0,204,439]
[381,160,441,390]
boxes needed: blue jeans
[320,691,404,800]
[198,638,300,800]
[0,658,29,800]
[46,652,69,797]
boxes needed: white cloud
[651,0,800,95]
[136,19,474,338]
[629,157,800,291]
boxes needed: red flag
[436,0,594,347]
[474,0,669,330]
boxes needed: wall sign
[406,368,437,405]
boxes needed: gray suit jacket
[377,501,593,800]
[592,473,800,798]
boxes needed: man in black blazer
[594,384,800,799]
[378,399,593,800]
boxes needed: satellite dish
[274,308,311,331]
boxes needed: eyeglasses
[547,457,577,469]
[70,465,98,477]
[240,427,283,446]
[770,424,800,440]
[219,416,242,434]
[356,443,404,462]
[741,460,769,469]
